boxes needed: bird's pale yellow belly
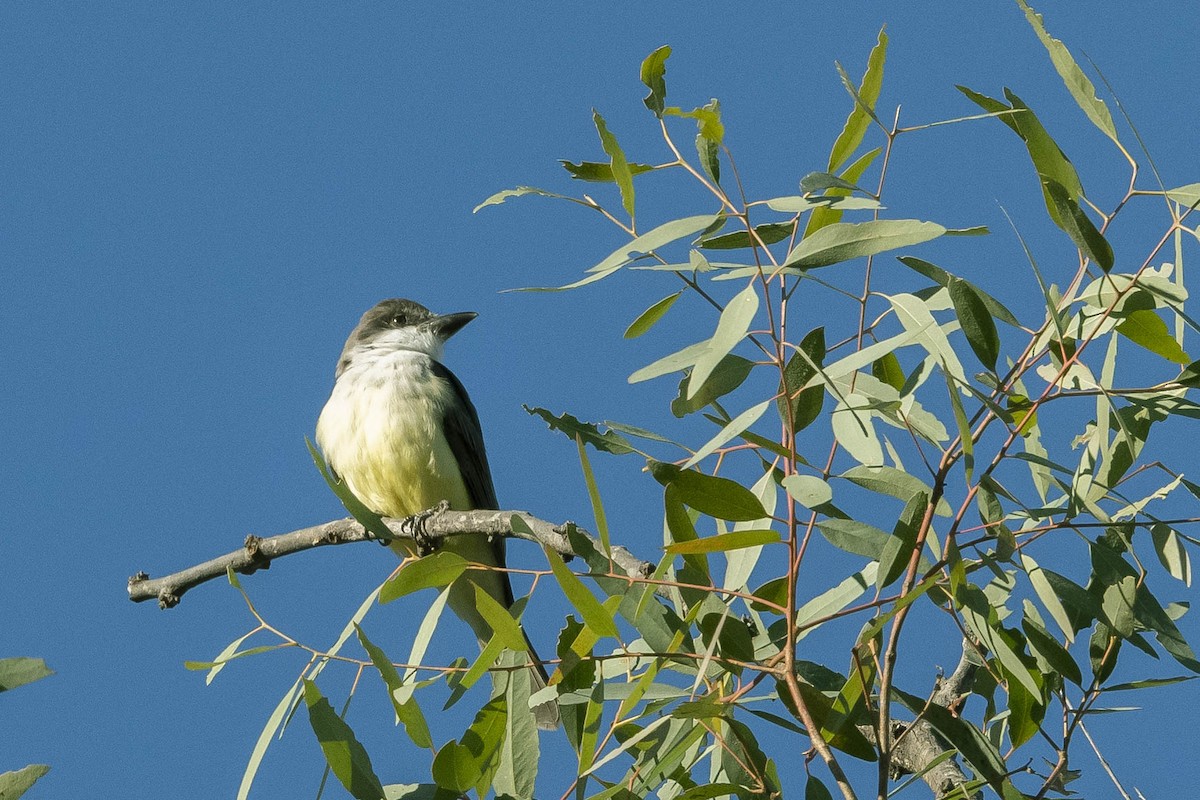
[316,353,472,520]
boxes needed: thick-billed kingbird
[316,298,558,730]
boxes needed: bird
[316,298,558,729]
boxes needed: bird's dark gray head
[335,298,477,376]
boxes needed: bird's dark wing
[433,361,500,510]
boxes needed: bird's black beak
[426,311,477,340]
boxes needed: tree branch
[127,509,653,608]
[857,639,983,800]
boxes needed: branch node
[242,534,272,573]
[158,591,180,609]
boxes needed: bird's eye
[390,314,407,327]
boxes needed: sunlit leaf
[666,529,779,555]
[1151,524,1192,586]
[639,45,671,117]
[303,680,387,800]
[683,400,772,469]
[356,625,432,750]
[648,461,766,521]
[828,27,888,172]
[593,110,634,219]
[0,765,50,799]
[1015,0,1120,146]
[784,220,945,269]
[781,474,833,509]
[831,393,883,466]
[380,552,469,603]
[688,284,760,399]
[0,657,53,693]
[545,546,620,638]
[1115,309,1190,364]
[624,292,683,339]
[559,161,657,182]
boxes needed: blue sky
[3,3,1198,798]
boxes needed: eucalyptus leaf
[784,220,945,269]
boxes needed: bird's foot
[411,500,450,556]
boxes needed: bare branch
[858,639,984,800]
[127,509,653,608]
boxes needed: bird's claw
[411,500,450,556]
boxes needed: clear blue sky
[3,3,1198,798]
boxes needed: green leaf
[631,340,712,384]
[1151,524,1192,585]
[472,584,529,652]
[1132,583,1200,672]
[1043,178,1114,271]
[831,394,882,467]
[897,257,1020,326]
[624,292,683,339]
[871,351,905,391]
[805,149,881,237]
[817,518,890,559]
[683,399,772,469]
[784,220,945,269]
[699,222,794,250]
[778,327,826,433]
[787,681,877,761]
[593,110,634,219]
[0,765,50,799]
[949,277,1000,370]
[781,474,833,509]
[1116,309,1190,364]
[473,185,581,213]
[380,552,469,603]
[800,172,870,195]
[494,651,539,800]
[545,547,620,638]
[356,625,433,749]
[1015,0,1120,146]
[840,465,950,516]
[958,86,1084,226]
[806,775,835,800]
[958,587,1041,697]
[664,529,779,554]
[828,27,887,172]
[1021,554,1077,643]
[560,160,656,182]
[525,406,636,455]
[688,284,759,399]
[795,564,879,638]
[588,215,722,277]
[0,657,53,693]
[674,354,755,416]
[432,696,508,796]
[303,680,387,800]
[640,45,671,117]
[648,461,767,521]
[877,492,927,590]
[1022,613,1082,686]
